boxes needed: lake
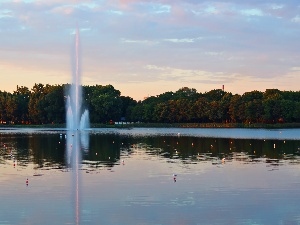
[1,128,300,225]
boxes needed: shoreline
[1,122,300,129]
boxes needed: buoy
[173,174,177,182]
[26,178,28,186]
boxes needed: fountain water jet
[66,27,90,165]
[65,27,90,225]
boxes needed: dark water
[1,128,300,225]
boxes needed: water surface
[0,128,300,225]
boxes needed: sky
[0,0,299,100]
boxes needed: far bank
[1,122,300,129]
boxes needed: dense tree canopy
[0,84,300,125]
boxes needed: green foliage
[43,85,65,123]
[89,85,122,123]
[0,91,17,123]
[242,91,264,123]
[28,83,48,124]
[1,85,300,125]
[119,96,137,121]
[191,97,209,122]
[228,94,243,123]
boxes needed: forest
[0,83,300,125]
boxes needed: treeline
[1,84,300,125]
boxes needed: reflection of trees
[1,133,300,170]
[0,134,31,166]
[27,134,65,168]
[117,136,300,164]
[87,134,122,165]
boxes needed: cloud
[163,37,202,43]
[120,38,159,45]
[291,15,300,23]
[240,8,264,16]
[145,64,240,84]
[0,0,299,99]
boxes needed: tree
[262,89,283,123]
[1,84,300,125]
[244,100,263,123]
[174,87,200,101]
[228,94,243,123]
[191,97,209,122]
[204,89,225,102]
[141,96,158,122]
[0,91,17,124]
[120,96,137,121]
[207,101,222,122]
[90,85,122,123]
[13,86,30,124]
[0,92,8,123]
[28,83,48,124]
[242,91,263,123]
[43,85,65,123]
[156,91,176,102]
[154,102,171,123]
[280,100,295,122]
[175,99,192,122]
[219,92,233,123]
[130,101,144,122]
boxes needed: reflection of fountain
[66,27,90,225]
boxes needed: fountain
[66,28,90,130]
[65,27,90,225]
